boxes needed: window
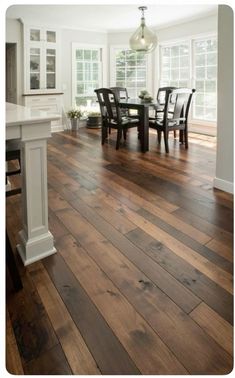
[160,43,190,88]
[111,48,148,98]
[193,37,217,121]
[72,45,103,107]
[159,36,217,123]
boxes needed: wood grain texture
[23,344,72,375]
[6,310,24,375]
[6,128,233,375]
[55,235,187,374]
[43,253,140,375]
[190,302,233,356]
[28,261,101,375]
[58,233,232,374]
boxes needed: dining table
[6,102,60,266]
[119,98,158,152]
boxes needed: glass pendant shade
[130,7,157,53]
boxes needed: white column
[17,122,56,265]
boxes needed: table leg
[17,138,56,265]
[139,106,149,152]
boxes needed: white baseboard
[213,177,234,194]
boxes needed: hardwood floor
[6,128,233,374]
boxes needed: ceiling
[6,4,217,32]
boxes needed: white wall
[6,18,23,105]
[214,5,234,193]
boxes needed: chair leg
[157,130,162,144]
[163,130,169,153]
[123,129,127,140]
[6,231,22,291]
[174,130,177,139]
[184,129,188,149]
[179,130,184,144]
[101,126,107,145]
[116,129,122,150]
[109,127,111,134]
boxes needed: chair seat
[150,118,186,128]
[110,117,139,126]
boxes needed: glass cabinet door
[26,26,58,92]
[46,48,56,89]
[30,48,41,89]
[30,29,40,41]
[46,31,56,43]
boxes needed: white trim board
[213,177,233,194]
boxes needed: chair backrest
[94,88,121,123]
[110,87,129,101]
[157,86,177,105]
[166,88,196,122]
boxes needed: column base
[17,229,57,266]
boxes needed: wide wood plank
[56,204,200,313]
[23,344,72,375]
[126,227,233,324]
[58,233,232,374]
[6,310,24,375]
[43,253,140,375]
[28,261,101,375]
[190,302,233,356]
[6,129,233,375]
[55,237,187,374]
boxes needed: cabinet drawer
[30,104,59,114]
[24,95,61,107]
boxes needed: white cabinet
[23,24,64,132]
[23,94,64,132]
[24,25,61,94]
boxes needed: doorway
[6,43,17,104]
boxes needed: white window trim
[156,32,217,127]
[71,42,107,107]
[110,44,153,96]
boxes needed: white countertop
[6,102,60,127]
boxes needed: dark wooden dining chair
[154,86,177,118]
[149,88,196,153]
[150,86,178,137]
[94,88,139,150]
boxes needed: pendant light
[130,6,157,53]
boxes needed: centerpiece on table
[66,108,84,130]
[138,90,153,102]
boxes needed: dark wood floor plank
[126,227,233,324]
[105,163,233,232]
[190,302,233,356]
[137,207,233,273]
[6,310,24,375]
[108,201,233,294]
[58,203,200,313]
[58,233,232,374]
[43,253,140,375]
[55,236,187,374]
[7,269,59,365]
[23,344,72,375]
[6,129,233,375]
[28,261,101,375]
[173,207,233,248]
